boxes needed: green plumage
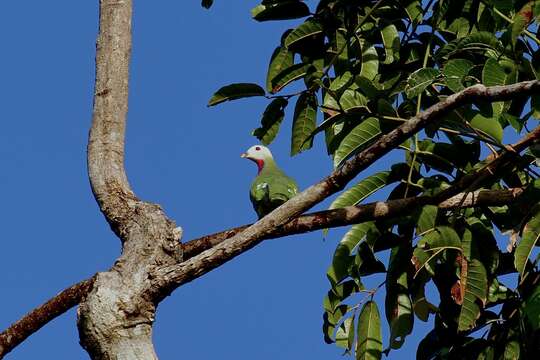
[250,158,298,218]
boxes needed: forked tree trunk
[78,1,181,358]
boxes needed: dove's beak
[240,153,248,158]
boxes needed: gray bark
[1,0,540,356]
[78,1,181,359]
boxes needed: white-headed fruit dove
[241,145,298,218]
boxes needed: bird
[241,145,299,218]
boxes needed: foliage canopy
[207,0,540,358]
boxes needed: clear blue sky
[0,1,433,358]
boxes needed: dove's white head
[241,145,275,173]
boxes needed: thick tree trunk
[77,272,158,360]
[78,1,181,359]
[77,203,181,360]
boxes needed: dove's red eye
[255,146,261,151]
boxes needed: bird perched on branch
[241,145,298,219]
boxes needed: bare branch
[0,279,94,359]
[182,187,525,258]
[87,0,138,237]
[148,80,540,299]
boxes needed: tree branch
[0,186,525,357]
[0,279,94,359]
[0,186,523,357]
[79,1,180,359]
[181,123,540,258]
[433,124,540,202]
[87,0,138,238]
[3,82,540,356]
[148,80,540,300]
[182,187,525,258]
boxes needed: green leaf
[458,259,488,331]
[416,330,445,360]
[270,63,309,93]
[329,171,391,209]
[413,227,461,278]
[324,281,362,329]
[444,17,471,38]
[386,292,413,350]
[329,72,354,93]
[331,280,363,302]
[201,0,213,9]
[323,304,347,343]
[252,98,288,145]
[354,242,386,276]
[412,248,436,278]
[412,284,437,322]
[359,42,379,80]
[327,223,375,285]
[487,278,509,304]
[385,246,414,350]
[381,24,400,65]
[324,89,369,114]
[333,117,381,168]
[469,113,504,143]
[488,58,517,88]
[356,301,383,360]
[465,217,500,274]
[405,68,440,98]
[436,31,502,60]
[336,316,356,350]
[419,226,461,251]
[266,47,294,92]
[493,0,514,13]
[503,341,520,360]
[303,113,346,148]
[416,139,476,174]
[416,205,438,234]
[208,83,265,106]
[291,93,317,156]
[251,1,310,22]
[514,205,540,278]
[524,282,540,331]
[284,18,323,49]
[482,58,506,116]
[443,59,473,92]
[402,0,423,25]
[532,95,540,119]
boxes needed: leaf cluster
[206,0,540,358]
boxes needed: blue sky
[0,1,440,359]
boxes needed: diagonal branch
[3,83,540,357]
[183,124,539,258]
[0,186,524,358]
[0,279,94,359]
[182,187,525,258]
[148,80,540,299]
